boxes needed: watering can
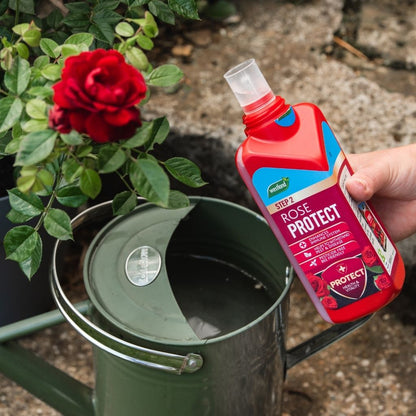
[0,197,370,415]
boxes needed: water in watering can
[80,198,284,347]
[167,253,275,339]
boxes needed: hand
[346,144,416,242]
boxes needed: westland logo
[267,177,289,198]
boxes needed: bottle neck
[243,95,289,132]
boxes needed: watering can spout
[0,341,94,415]
[0,303,95,416]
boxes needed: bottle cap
[224,59,274,114]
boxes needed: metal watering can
[0,197,369,415]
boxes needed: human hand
[346,144,416,242]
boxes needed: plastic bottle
[224,58,405,323]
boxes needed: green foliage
[199,0,236,21]
[130,157,170,206]
[0,0,206,279]
[164,157,208,188]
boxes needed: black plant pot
[0,156,59,326]
[0,194,57,326]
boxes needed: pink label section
[291,222,360,272]
[272,185,364,274]
[271,182,392,310]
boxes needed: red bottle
[224,59,405,323]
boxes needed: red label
[270,180,394,311]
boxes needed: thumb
[346,144,416,203]
[346,156,393,201]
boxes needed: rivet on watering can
[285,267,290,285]
[125,246,162,287]
[179,354,204,374]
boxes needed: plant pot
[0,195,55,326]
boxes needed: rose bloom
[48,104,72,133]
[321,295,338,310]
[49,49,147,143]
[307,273,330,298]
[361,246,378,267]
[374,274,392,290]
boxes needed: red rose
[307,273,330,298]
[321,296,338,310]
[374,274,392,290]
[49,104,72,133]
[50,49,147,143]
[361,246,377,267]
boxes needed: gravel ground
[0,276,415,416]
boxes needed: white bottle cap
[224,59,274,114]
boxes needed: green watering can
[0,197,370,415]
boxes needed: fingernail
[352,177,368,193]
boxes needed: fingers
[346,144,416,201]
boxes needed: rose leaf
[25,99,47,120]
[122,122,153,149]
[15,43,29,59]
[168,0,199,20]
[56,185,89,208]
[125,47,149,71]
[64,33,94,47]
[4,225,40,263]
[89,23,115,45]
[164,157,208,188]
[44,208,73,240]
[116,22,135,37]
[0,97,23,133]
[23,28,41,47]
[98,146,127,173]
[147,64,183,87]
[18,237,43,280]
[135,13,159,38]
[60,131,84,146]
[4,56,30,95]
[112,191,138,216]
[149,117,169,149]
[40,63,62,81]
[6,208,34,224]
[80,168,102,199]
[39,38,60,58]
[136,34,154,51]
[15,130,58,166]
[9,0,34,14]
[148,0,175,25]
[167,190,190,209]
[7,187,44,216]
[129,158,170,207]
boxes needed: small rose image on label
[374,274,392,291]
[361,246,378,267]
[321,296,338,310]
[307,273,330,298]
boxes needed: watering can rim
[81,197,295,345]
[50,197,294,374]
[52,197,294,344]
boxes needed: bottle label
[252,122,396,311]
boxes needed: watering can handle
[51,201,203,376]
[285,313,372,371]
